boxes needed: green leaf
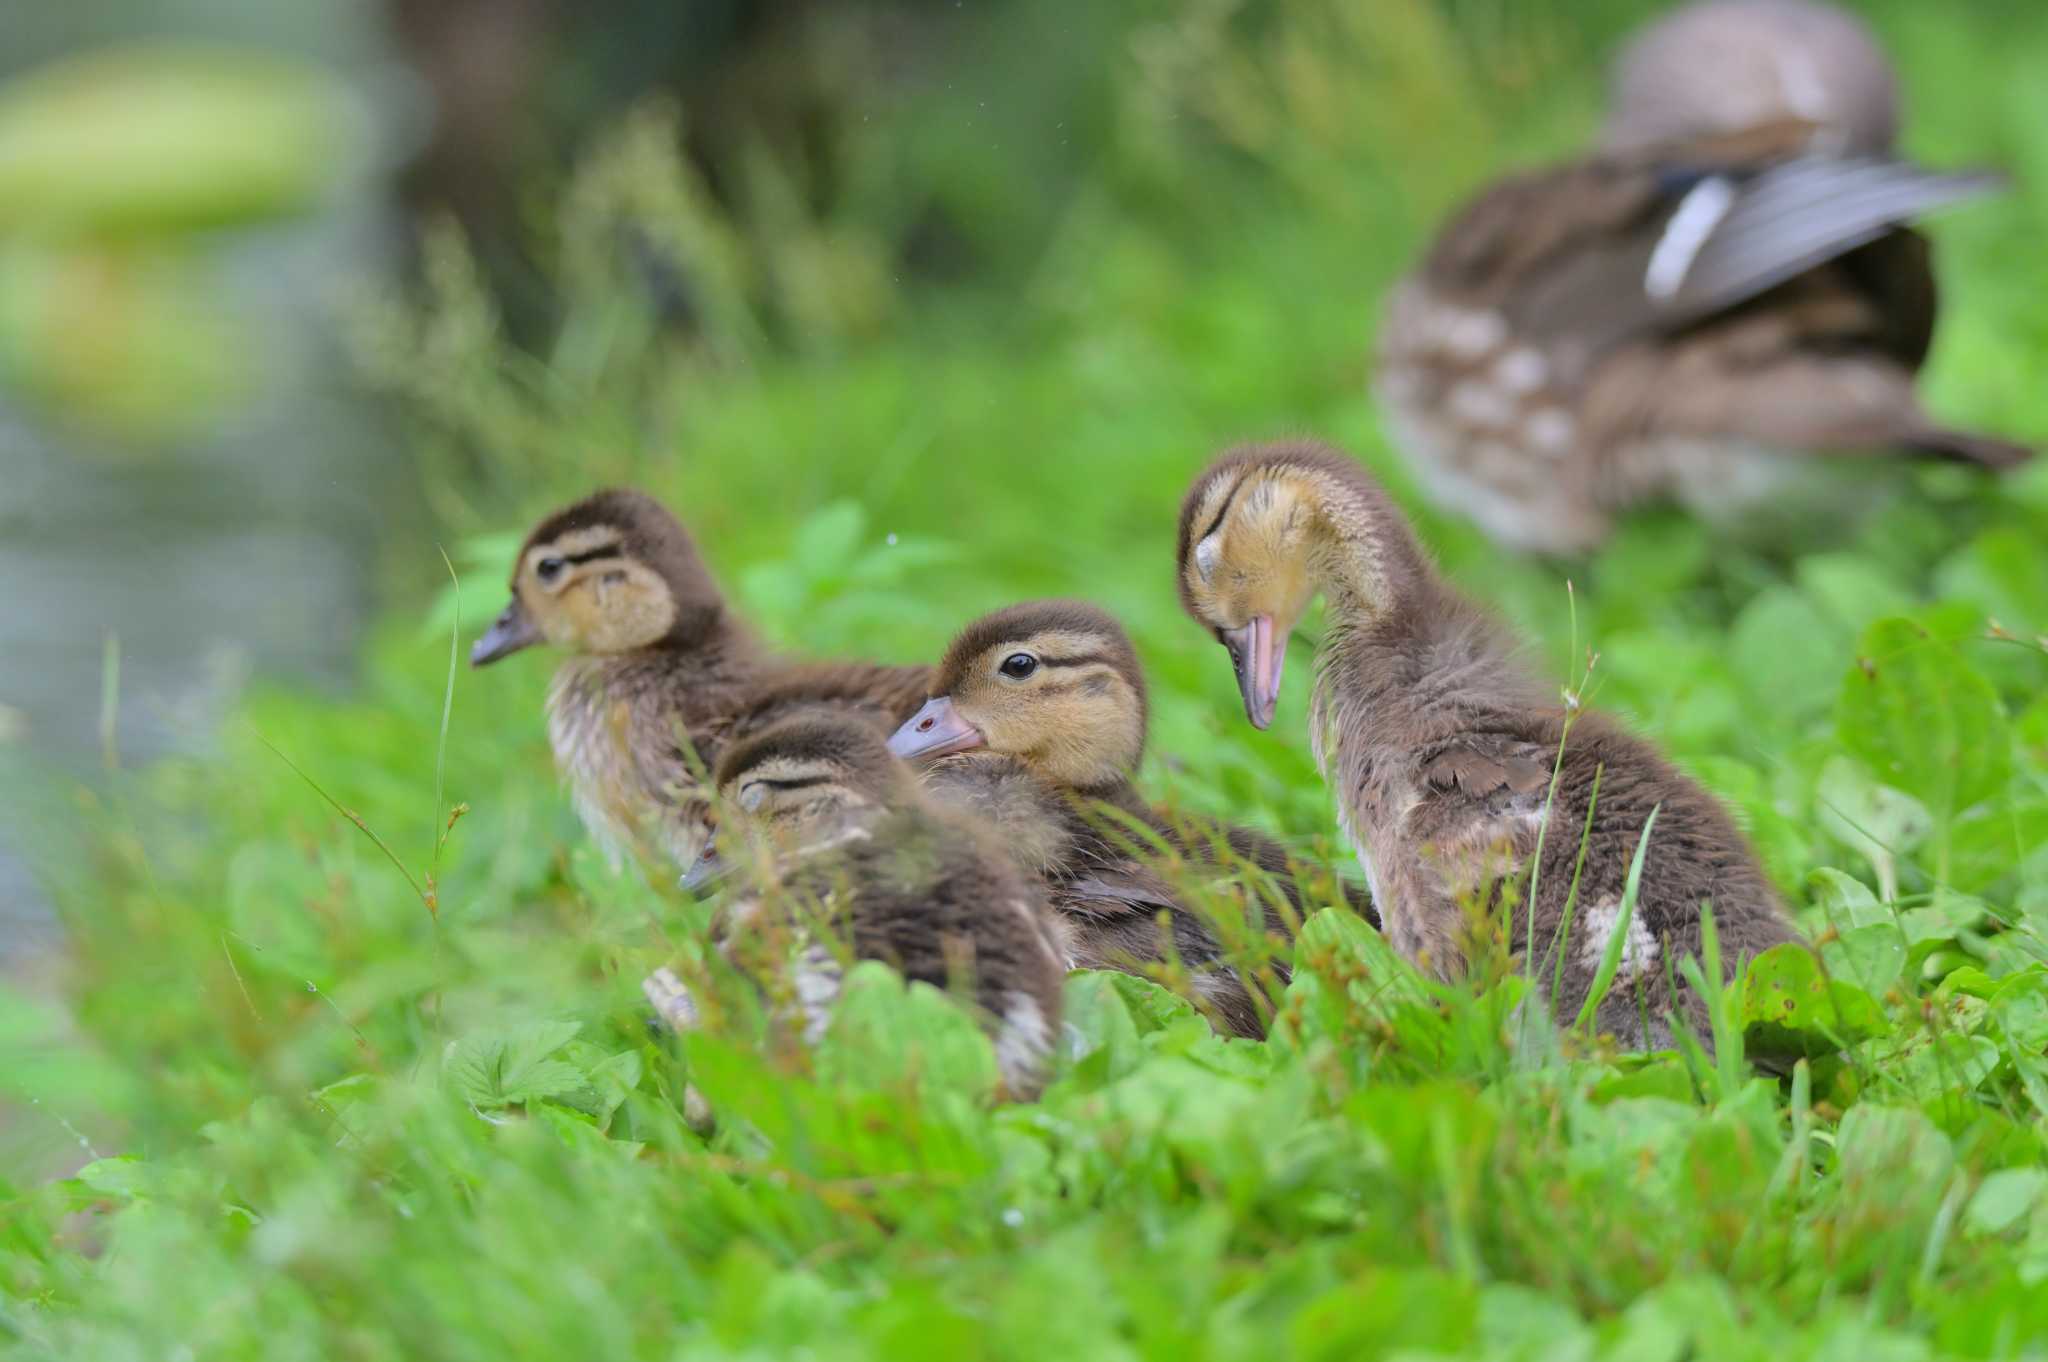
[1291,1267,1478,1358]
[1104,970,1204,1036]
[1798,554,1915,634]
[1808,868,1906,997]
[1730,586,1844,721]
[1948,801,2048,895]
[1991,972,2048,1049]
[1963,1167,2048,1238]
[1814,757,1929,892]
[1741,944,1888,1060]
[813,961,999,1102]
[1935,527,2048,639]
[1058,970,1144,1084]
[1837,618,2010,823]
[74,1156,149,1201]
[1807,867,1889,928]
[1897,897,1990,949]
[445,1020,587,1109]
[1885,1032,2001,1100]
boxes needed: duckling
[888,600,1374,1039]
[673,715,1068,1099]
[1376,0,2028,554]
[471,489,930,867]
[1176,441,1798,1048]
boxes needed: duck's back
[1377,138,2017,551]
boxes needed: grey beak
[1221,615,1283,730]
[886,697,985,761]
[680,842,727,893]
[471,599,541,667]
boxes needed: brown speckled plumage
[699,718,1068,1098]
[1375,0,2027,553]
[1178,442,1799,1048]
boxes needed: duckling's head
[714,716,910,838]
[471,489,729,666]
[1177,442,1417,729]
[887,600,1147,792]
[1603,0,1898,156]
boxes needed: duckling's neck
[1295,477,1541,728]
[595,615,763,687]
[1292,469,1425,628]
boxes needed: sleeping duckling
[888,600,1373,1039]
[671,715,1069,1099]
[1175,442,1797,1049]
[471,489,930,868]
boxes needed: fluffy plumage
[1177,442,1799,1048]
[892,598,1376,1039]
[680,717,1069,1099]
[473,489,929,867]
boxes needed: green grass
[8,1,2048,1356]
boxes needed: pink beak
[1222,615,1284,730]
[887,696,986,760]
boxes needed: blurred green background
[4,0,2048,1354]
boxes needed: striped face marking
[723,754,870,832]
[517,523,678,653]
[938,625,1146,791]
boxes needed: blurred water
[0,309,396,968]
[0,0,407,971]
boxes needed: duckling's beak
[887,697,984,761]
[1224,615,1283,730]
[471,599,541,667]
[680,841,726,893]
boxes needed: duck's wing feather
[1422,147,1998,361]
[1421,734,1556,819]
[1655,158,2002,329]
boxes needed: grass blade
[433,544,461,876]
[254,728,430,913]
[1573,804,1659,1032]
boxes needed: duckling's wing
[1422,735,1555,819]
[1061,868,1181,918]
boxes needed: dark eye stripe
[1197,477,1245,548]
[1028,651,1115,670]
[562,544,622,566]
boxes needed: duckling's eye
[998,653,1038,680]
[536,556,566,584]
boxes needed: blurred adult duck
[1376,0,2029,554]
